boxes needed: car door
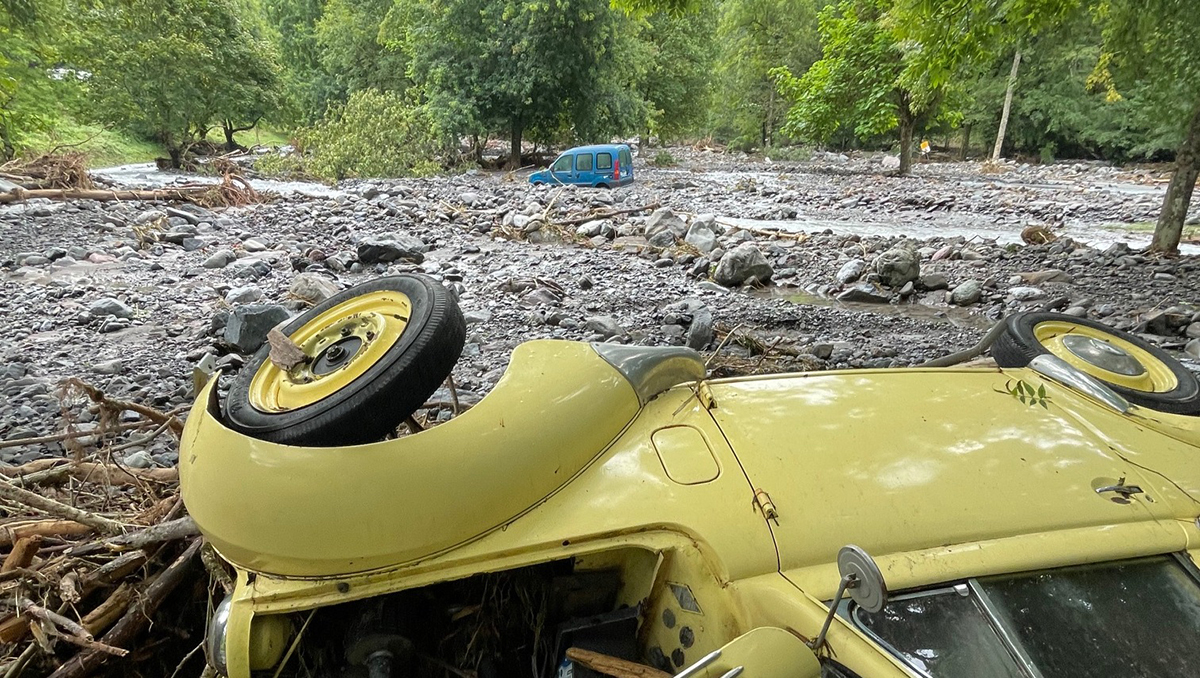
[574,151,595,185]
[595,151,614,186]
[550,153,574,184]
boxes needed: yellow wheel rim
[247,290,412,413]
[1032,321,1177,393]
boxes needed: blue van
[529,144,634,188]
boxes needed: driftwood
[0,187,211,204]
[553,202,661,226]
[47,539,202,678]
[0,520,95,548]
[0,477,126,536]
[565,648,673,678]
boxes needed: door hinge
[698,382,716,410]
[754,488,779,525]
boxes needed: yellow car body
[180,339,1200,678]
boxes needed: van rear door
[618,147,633,183]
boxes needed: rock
[684,221,719,253]
[880,155,901,170]
[930,245,954,261]
[223,304,292,353]
[203,249,237,269]
[89,297,135,319]
[225,285,264,305]
[1187,323,1200,340]
[686,308,714,350]
[122,450,154,469]
[872,247,920,288]
[134,209,167,225]
[1018,269,1073,285]
[90,359,124,375]
[1063,306,1088,318]
[837,284,890,304]
[1007,286,1045,301]
[713,244,774,287]
[576,220,606,238]
[463,310,493,325]
[919,273,948,290]
[585,315,626,339]
[357,234,426,264]
[243,238,269,253]
[1186,339,1200,360]
[835,258,868,285]
[647,228,677,248]
[950,280,983,305]
[288,273,339,305]
[645,208,688,241]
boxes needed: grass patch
[14,119,161,167]
[201,126,293,149]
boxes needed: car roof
[559,144,628,154]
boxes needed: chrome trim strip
[1029,354,1130,413]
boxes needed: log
[554,202,661,227]
[81,583,133,637]
[565,649,673,678]
[0,477,126,535]
[105,516,198,551]
[1,535,42,573]
[0,520,94,547]
[0,187,210,205]
[48,539,201,678]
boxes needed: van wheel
[223,275,466,446]
[532,181,544,186]
[595,183,610,189]
[992,312,1200,415]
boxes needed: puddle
[91,163,347,198]
[755,286,996,331]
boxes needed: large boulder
[872,247,920,288]
[288,273,340,305]
[224,304,292,353]
[714,244,774,287]
[89,297,135,319]
[950,280,983,306]
[357,234,426,264]
[685,220,719,253]
[836,258,868,285]
[645,208,687,247]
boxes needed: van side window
[575,153,593,172]
[552,155,572,172]
[597,153,613,170]
[619,148,632,168]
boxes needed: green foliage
[764,144,812,161]
[713,0,823,148]
[301,89,443,179]
[773,0,933,154]
[315,0,408,97]
[635,3,717,143]
[77,0,281,160]
[652,150,678,166]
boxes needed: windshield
[853,556,1200,678]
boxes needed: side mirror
[677,627,821,678]
[810,545,888,651]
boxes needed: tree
[713,0,822,149]
[264,0,337,125]
[890,0,1200,252]
[315,0,409,98]
[0,0,65,159]
[78,0,280,165]
[632,3,717,145]
[391,0,639,167]
[773,0,938,174]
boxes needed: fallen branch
[0,478,126,536]
[104,516,198,551]
[565,648,672,678]
[1,536,42,573]
[19,597,92,641]
[554,202,661,227]
[0,187,210,204]
[0,520,94,548]
[48,539,202,678]
[62,379,184,436]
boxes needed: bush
[652,150,678,167]
[302,89,444,180]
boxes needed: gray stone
[357,234,426,264]
[714,244,774,287]
[918,273,949,290]
[1186,323,1200,340]
[288,273,339,305]
[203,249,237,269]
[89,297,135,319]
[134,209,167,225]
[872,247,920,288]
[950,280,983,305]
[1007,286,1045,301]
[1018,269,1074,285]
[1063,306,1088,318]
[225,285,264,305]
[122,450,154,469]
[645,208,688,242]
[837,284,890,304]
[686,308,714,350]
[464,309,493,325]
[684,222,719,253]
[223,304,292,353]
[585,316,626,339]
[880,155,901,170]
[1186,339,1200,360]
[647,228,677,248]
[576,220,606,238]
[836,258,868,285]
[243,238,269,253]
[90,359,124,375]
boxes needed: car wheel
[532,181,544,186]
[992,311,1200,415]
[595,183,609,189]
[223,275,466,445]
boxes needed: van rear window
[619,148,632,168]
[597,153,613,170]
[575,154,593,171]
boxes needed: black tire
[223,275,466,445]
[992,311,1200,415]
[595,183,610,189]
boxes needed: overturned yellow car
[181,275,1200,678]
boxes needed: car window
[854,556,1200,678]
[619,148,632,169]
[552,155,572,172]
[597,152,613,170]
[575,153,593,172]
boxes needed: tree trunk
[992,50,1022,162]
[642,127,652,150]
[897,97,914,176]
[960,124,972,161]
[509,121,522,171]
[1151,102,1200,254]
[223,122,239,153]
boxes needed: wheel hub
[1061,334,1145,377]
[313,336,364,376]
